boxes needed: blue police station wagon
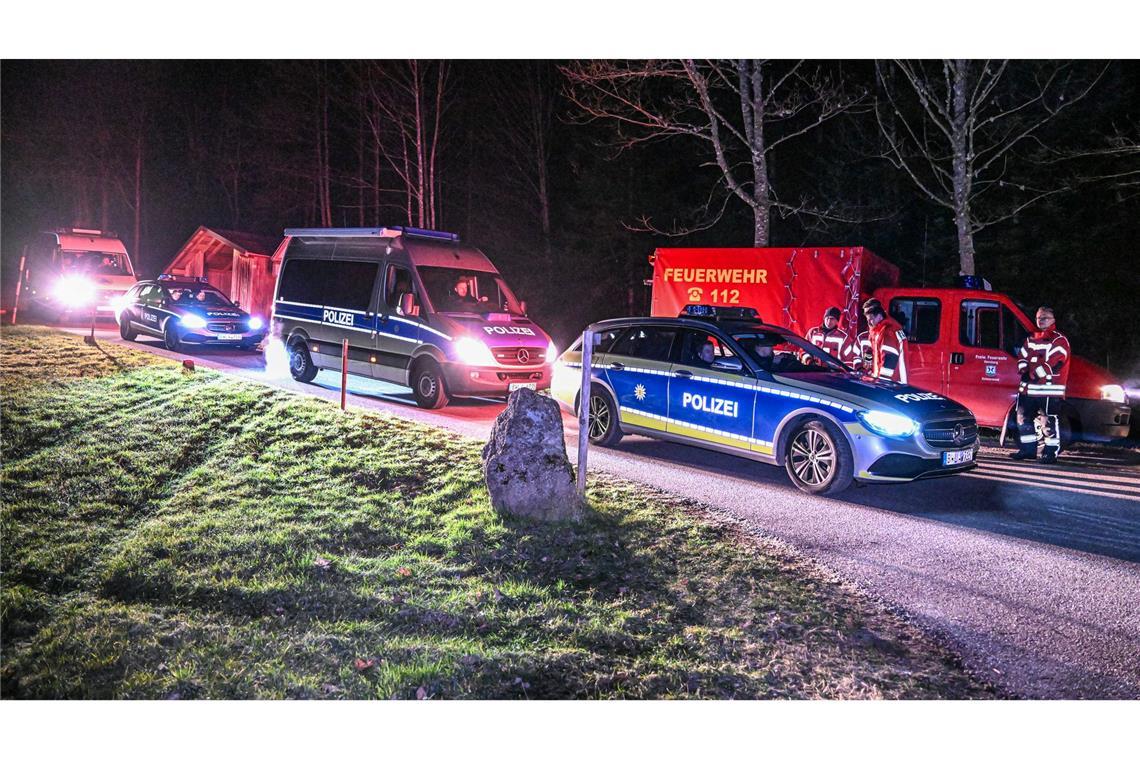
[551,305,979,495]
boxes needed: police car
[551,305,979,495]
[115,276,268,351]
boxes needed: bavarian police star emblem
[634,384,647,401]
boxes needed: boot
[1009,448,1036,461]
[1040,446,1058,464]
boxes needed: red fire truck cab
[650,247,1131,444]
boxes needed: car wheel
[784,419,854,495]
[163,320,182,351]
[119,316,137,342]
[288,340,319,383]
[411,360,449,409]
[584,386,623,447]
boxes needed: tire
[119,315,137,342]
[583,385,623,447]
[163,320,182,351]
[411,360,449,409]
[288,340,319,383]
[783,418,854,495]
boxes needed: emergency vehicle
[18,228,138,321]
[272,227,555,409]
[649,248,1131,445]
[551,305,979,495]
[115,276,268,351]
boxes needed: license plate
[216,334,243,341]
[508,382,537,392]
[942,449,974,466]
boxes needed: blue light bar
[158,274,208,283]
[391,226,459,242]
[680,304,761,320]
[284,227,397,238]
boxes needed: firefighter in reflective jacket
[863,299,908,382]
[804,306,858,367]
[852,298,880,372]
[1010,306,1071,463]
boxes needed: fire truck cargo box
[650,247,899,334]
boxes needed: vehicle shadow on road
[604,435,1140,565]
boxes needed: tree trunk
[950,61,977,275]
[133,132,143,259]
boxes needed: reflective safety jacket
[854,330,872,372]
[869,317,908,383]
[1016,327,1070,397]
[804,325,858,367]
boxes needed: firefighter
[1010,306,1071,463]
[804,306,857,367]
[852,298,880,372]
[863,299,908,383]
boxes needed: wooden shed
[164,227,282,319]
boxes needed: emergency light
[157,274,209,283]
[680,304,761,321]
[283,226,460,242]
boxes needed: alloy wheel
[788,428,836,487]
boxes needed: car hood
[433,312,550,348]
[775,371,974,420]
[170,303,247,320]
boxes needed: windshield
[732,330,851,374]
[164,285,234,307]
[418,266,523,315]
[60,250,130,276]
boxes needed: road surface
[60,328,1140,698]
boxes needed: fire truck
[649,247,1131,445]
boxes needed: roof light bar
[284,227,399,238]
[680,304,761,321]
[391,226,459,242]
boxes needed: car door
[119,284,143,330]
[887,295,947,394]
[602,325,678,433]
[137,285,166,335]
[950,296,1022,427]
[666,329,757,453]
[374,262,422,382]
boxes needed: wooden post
[10,253,26,325]
[340,338,349,410]
[84,300,97,345]
[576,329,593,498]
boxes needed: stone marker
[481,388,583,522]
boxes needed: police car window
[734,331,846,374]
[417,266,523,316]
[277,259,325,304]
[385,265,412,308]
[676,330,737,369]
[167,286,232,306]
[960,300,1001,349]
[324,261,379,312]
[593,328,626,354]
[609,326,678,362]
[889,298,940,344]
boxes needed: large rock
[481,388,582,522]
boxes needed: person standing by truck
[863,299,908,383]
[1010,306,1071,464]
[803,306,858,368]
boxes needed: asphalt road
[60,328,1140,698]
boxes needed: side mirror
[519,300,527,315]
[711,356,744,373]
[399,291,416,317]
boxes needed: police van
[272,227,555,409]
[551,305,979,495]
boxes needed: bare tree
[483,61,557,260]
[360,60,453,228]
[563,60,863,245]
[875,60,1107,275]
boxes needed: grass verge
[1,326,992,699]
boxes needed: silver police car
[552,306,979,495]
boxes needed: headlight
[1100,384,1125,404]
[859,410,919,438]
[453,336,496,365]
[109,295,129,314]
[546,339,557,363]
[248,316,264,330]
[180,314,207,329]
[52,276,96,307]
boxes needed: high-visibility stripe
[1034,365,1048,378]
[881,345,900,355]
[1047,345,1068,359]
[1020,434,1038,443]
[620,406,774,452]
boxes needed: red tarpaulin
[650,247,899,335]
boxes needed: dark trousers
[1015,394,1060,455]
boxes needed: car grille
[922,417,978,449]
[492,347,546,366]
[208,322,238,332]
